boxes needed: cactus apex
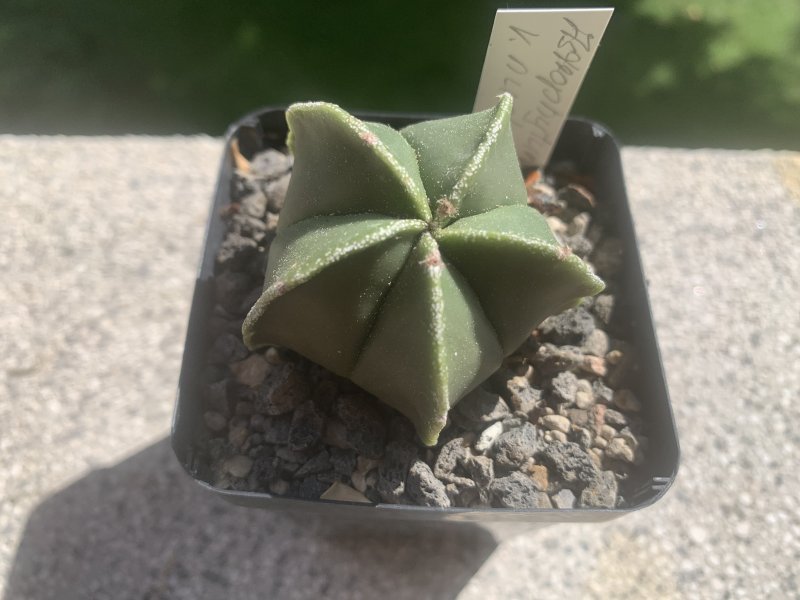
[243,95,604,445]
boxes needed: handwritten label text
[474,9,613,167]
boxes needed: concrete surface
[1,136,799,599]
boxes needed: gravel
[197,143,658,511]
[580,470,618,508]
[490,472,552,509]
[538,306,596,345]
[376,440,417,503]
[549,371,579,404]
[287,400,325,451]
[538,442,599,489]
[406,460,450,508]
[333,394,387,459]
[455,387,511,426]
[491,423,540,472]
[505,376,543,416]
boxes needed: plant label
[474,8,613,168]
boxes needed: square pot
[171,107,680,535]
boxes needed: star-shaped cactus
[242,93,604,445]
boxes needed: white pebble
[264,346,283,365]
[224,455,253,478]
[600,424,617,440]
[605,437,635,463]
[575,385,595,409]
[540,414,571,433]
[475,421,504,453]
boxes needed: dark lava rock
[329,448,357,478]
[276,459,301,479]
[208,333,249,365]
[214,270,253,315]
[334,394,388,459]
[565,234,593,258]
[238,284,263,315]
[388,414,417,443]
[406,460,450,508]
[256,364,311,416]
[538,306,596,345]
[377,440,418,503]
[288,400,326,451]
[261,414,291,444]
[538,442,598,489]
[445,480,480,507]
[246,249,269,280]
[604,407,629,429]
[239,191,268,219]
[229,213,268,242]
[276,446,311,465]
[580,470,618,508]
[581,329,610,357]
[311,379,338,414]
[591,237,624,278]
[533,343,585,375]
[291,477,330,501]
[571,426,594,451]
[294,450,332,479]
[505,377,543,417]
[216,233,258,272]
[246,432,264,450]
[592,380,614,405]
[550,371,579,404]
[230,172,258,201]
[434,436,474,483]
[490,472,552,509]
[207,438,233,462]
[461,454,494,487]
[455,387,510,425]
[234,400,255,417]
[492,423,540,472]
[249,455,280,487]
[565,408,590,429]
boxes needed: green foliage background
[1,0,798,148]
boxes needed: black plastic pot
[171,107,680,535]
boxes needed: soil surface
[198,143,647,509]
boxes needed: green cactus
[242,93,604,446]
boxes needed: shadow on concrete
[5,439,497,600]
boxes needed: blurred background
[1,0,798,149]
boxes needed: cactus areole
[242,94,604,446]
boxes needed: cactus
[242,93,604,446]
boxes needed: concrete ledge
[1,137,798,598]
